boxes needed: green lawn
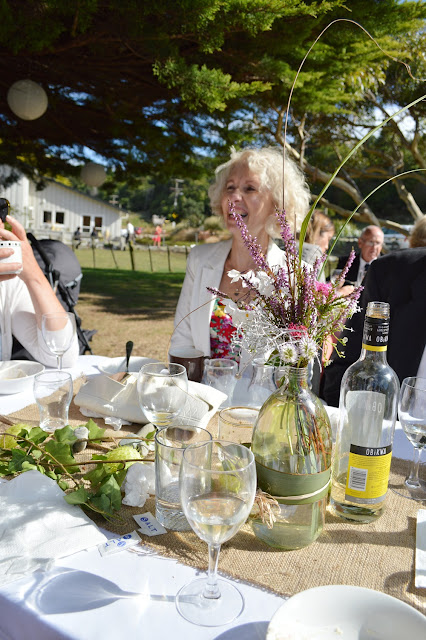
[80,268,185,314]
[74,246,188,272]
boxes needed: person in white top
[0,214,79,366]
[171,147,311,360]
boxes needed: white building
[0,166,124,244]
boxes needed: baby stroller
[12,233,96,358]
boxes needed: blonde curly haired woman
[171,147,310,363]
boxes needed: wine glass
[398,376,426,500]
[41,312,76,370]
[137,362,188,427]
[176,440,256,626]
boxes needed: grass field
[76,266,186,360]
[74,246,188,273]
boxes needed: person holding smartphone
[0,206,79,366]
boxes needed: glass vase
[250,366,332,550]
[247,358,277,409]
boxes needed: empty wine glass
[398,376,426,500]
[41,312,76,370]
[137,362,188,427]
[176,440,256,626]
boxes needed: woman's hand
[0,215,41,284]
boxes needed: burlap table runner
[2,397,425,614]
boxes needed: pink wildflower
[288,323,308,339]
[315,281,333,298]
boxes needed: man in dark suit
[322,247,426,407]
[337,225,384,285]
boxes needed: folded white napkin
[0,471,106,586]
[74,374,227,428]
[416,509,426,588]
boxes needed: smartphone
[0,198,10,223]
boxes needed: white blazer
[170,239,288,357]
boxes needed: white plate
[0,360,45,394]
[267,585,426,640]
[97,356,159,376]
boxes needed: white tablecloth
[0,355,421,639]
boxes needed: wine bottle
[330,301,399,523]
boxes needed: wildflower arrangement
[210,203,363,370]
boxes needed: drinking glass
[41,312,76,370]
[155,424,212,530]
[201,358,238,407]
[137,362,188,427]
[218,406,259,444]
[176,440,256,626]
[34,370,73,432]
[398,376,426,500]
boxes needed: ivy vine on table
[0,420,155,521]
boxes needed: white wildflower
[228,269,242,282]
[299,335,318,361]
[279,342,298,364]
[256,271,275,298]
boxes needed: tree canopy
[0,0,425,229]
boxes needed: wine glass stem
[406,447,422,488]
[57,354,63,370]
[203,543,221,600]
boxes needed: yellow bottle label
[345,444,392,504]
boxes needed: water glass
[218,406,259,444]
[201,358,238,407]
[137,362,188,427]
[155,424,212,530]
[34,371,73,432]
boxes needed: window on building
[43,210,52,224]
[56,211,65,225]
[82,215,91,233]
[94,216,102,230]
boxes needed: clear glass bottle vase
[247,358,277,409]
[250,366,332,549]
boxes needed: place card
[415,509,426,588]
[133,512,167,536]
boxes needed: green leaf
[65,486,89,505]
[32,450,43,460]
[89,493,114,515]
[114,468,128,488]
[54,425,78,445]
[26,427,49,445]
[99,475,122,511]
[86,420,106,440]
[83,465,107,485]
[58,480,69,490]
[0,464,10,475]
[20,460,38,471]
[8,450,35,473]
[46,470,58,481]
[44,441,80,473]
